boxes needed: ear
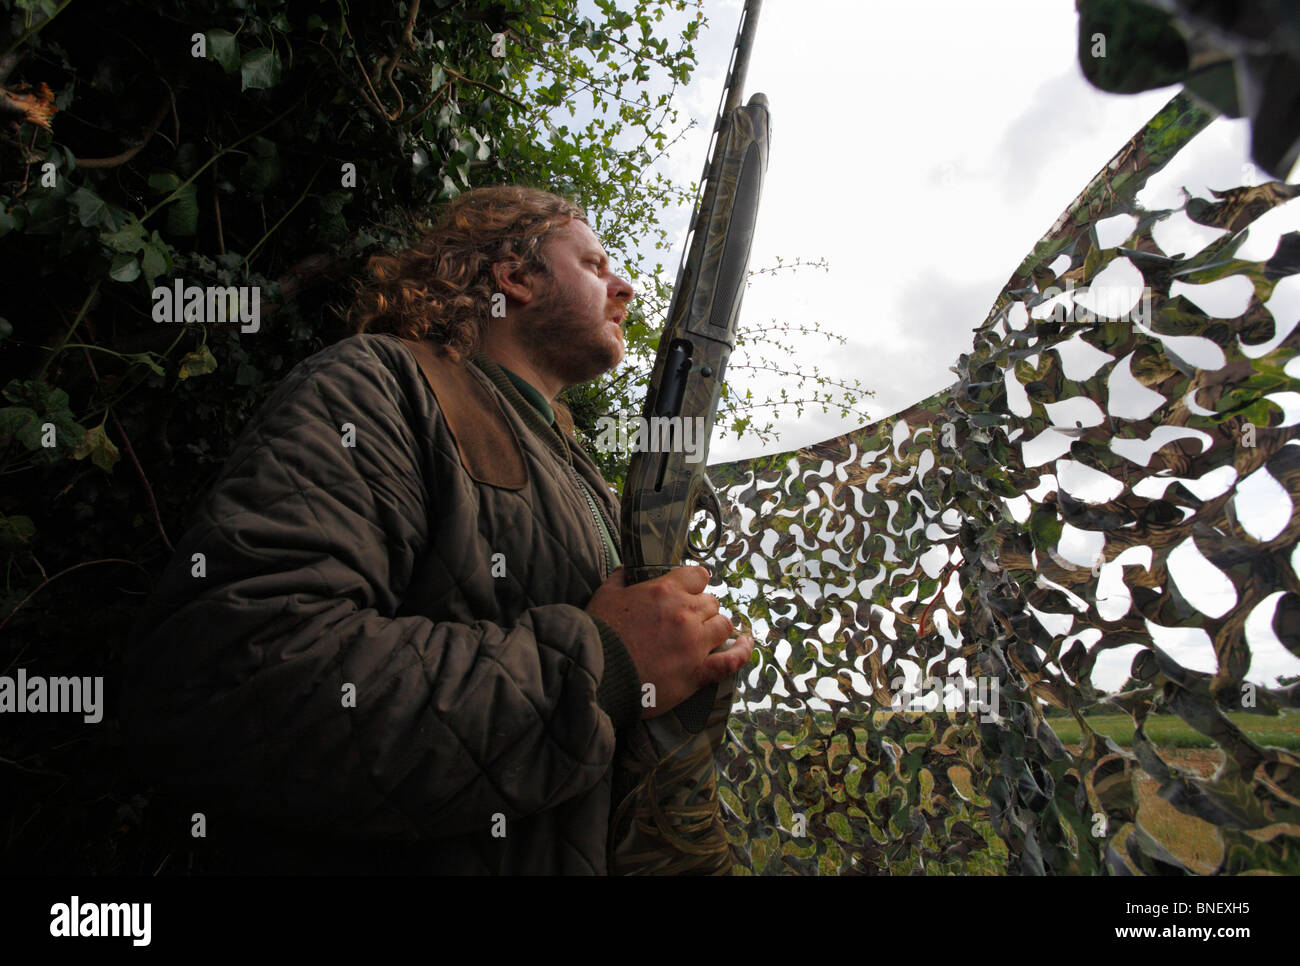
[490,256,542,306]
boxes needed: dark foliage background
[0,0,714,873]
[0,0,872,873]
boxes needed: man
[121,184,754,874]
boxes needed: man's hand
[586,565,754,719]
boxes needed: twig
[0,558,151,639]
[433,62,528,112]
[340,14,401,121]
[79,345,173,553]
[75,95,172,169]
[138,94,307,226]
[37,280,100,384]
[242,163,324,272]
[0,755,67,778]
[0,0,74,59]
[376,0,420,117]
[212,157,225,255]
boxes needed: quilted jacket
[120,332,643,874]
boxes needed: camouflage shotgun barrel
[608,0,770,875]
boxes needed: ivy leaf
[0,406,42,450]
[206,29,241,74]
[100,219,146,253]
[178,344,218,380]
[161,179,199,235]
[147,171,181,193]
[70,187,108,227]
[241,48,282,91]
[465,126,491,160]
[0,381,85,457]
[109,253,140,282]
[0,513,36,552]
[239,137,281,193]
[82,422,120,473]
[141,239,169,287]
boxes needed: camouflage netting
[706,93,1300,875]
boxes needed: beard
[516,276,624,387]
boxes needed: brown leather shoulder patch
[396,337,528,490]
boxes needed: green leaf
[0,513,35,551]
[207,29,241,73]
[82,422,120,473]
[241,48,282,91]
[109,253,140,282]
[239,137,280,192]
[100,219,146,253]
[70,187,108,227]
[0,406,42,450]
[147,171,182,193]
[177,344,218,380]
[164,182,198,236]
[140,241,168,287]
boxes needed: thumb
[699,635,754,681]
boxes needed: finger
[695,592,721,620]
[701,613,735,648]
[699,636,754,681]
[603,566,627,588]
[671,564,711,594]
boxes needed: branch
[372,0,421,120]
[433,61,528,111]
[0,558,151,637]
[726,360,875,398]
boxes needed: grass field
[1046,711,1300,750]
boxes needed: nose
[609,272,634,304]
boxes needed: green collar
[472,352,571,465]
[498,364,555,426]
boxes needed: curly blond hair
[347,185,587,359]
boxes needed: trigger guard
[684,480,723,560]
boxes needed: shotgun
[609,0,770,875]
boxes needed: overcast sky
[575,0,1300,691]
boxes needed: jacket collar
[472,353,573,466]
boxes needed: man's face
[516,219,634,389]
